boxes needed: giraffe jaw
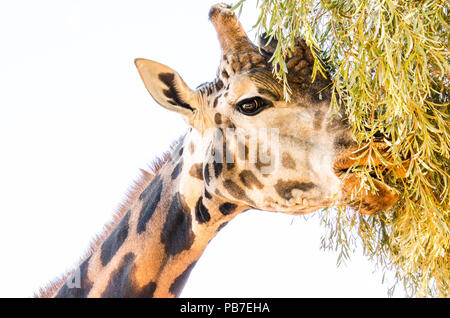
[260,189,340,215]
[334,166,399,215]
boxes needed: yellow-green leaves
[236,0,449,297]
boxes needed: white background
[0,0,402,297]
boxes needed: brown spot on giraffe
[221,70,229,79]
[274,180,316,201]
[213,95,220,108]
[214,112,222,125]
[223,179,256,206]
[239,170,264,190]
[281,152,296,170]
[161,192,195,256]
[189,163,203,180]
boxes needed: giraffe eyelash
[236,97,272,116]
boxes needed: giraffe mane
[35,136,185,298]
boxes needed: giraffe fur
[37,3,400,298]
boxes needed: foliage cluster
[235,0,449,297]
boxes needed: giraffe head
[135,3,398,215]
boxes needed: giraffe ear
[259,32,278,56]
[134,58,198,117]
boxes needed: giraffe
[37,3,399,298]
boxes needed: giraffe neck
[54,132,247,298]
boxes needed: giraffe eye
[237,97,267,116]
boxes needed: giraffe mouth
[332,152,403,214]
[335,166,378,179]
[335,166,351,176]
[263,189,337,215]
[334,159,394,195]
[332,141,408,181]
[265,202,334,215]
